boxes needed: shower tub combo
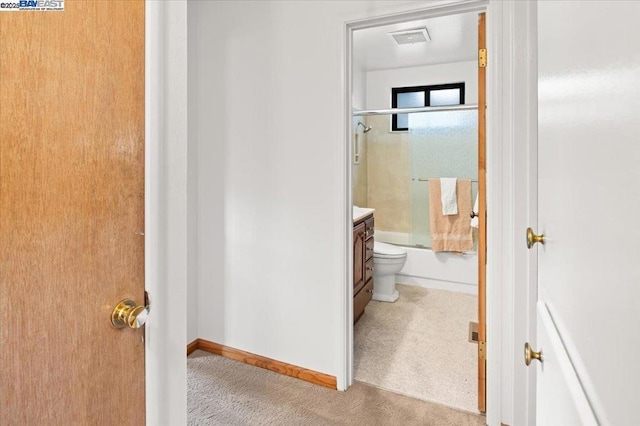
[353,107,479,296]
[376,230,477,295]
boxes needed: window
[391,83,465,131]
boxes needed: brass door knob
[111,299,149,329]
[524,342,543,366]
[526,227,545,249]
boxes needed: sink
[353,206,375,223]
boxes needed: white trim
[486,2,538,425]
[340,17,353,392]
[510,2,538,425]
[145,1,188,425]
[485,3,508,424]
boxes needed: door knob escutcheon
[111,299,149,329]
[524,342,543,366]
[526,227,545,249]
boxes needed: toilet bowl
[372,241,407,303]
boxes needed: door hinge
[479,48,487,68]
[479,341,486,360]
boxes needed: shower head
[357,121,373,133]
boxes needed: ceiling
[353,12,479,72]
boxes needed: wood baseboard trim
[187,339,200,356]
[188,338,337,390]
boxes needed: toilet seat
[373,241,407,259]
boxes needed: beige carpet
[188,350,484,425]
[354,284,478,413]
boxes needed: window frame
[391,82,466,131]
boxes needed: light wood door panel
[0,1,145,423]
[477,11,486,414]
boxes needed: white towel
[470,194,479,228]
[440,178,458,215]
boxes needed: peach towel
[428,179,473,252]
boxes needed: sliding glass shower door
[408,110,478,249]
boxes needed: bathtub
[375,230,478,295]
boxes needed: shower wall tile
[366,115,411,233]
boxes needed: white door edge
[145,1,188,425]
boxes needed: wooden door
[476,11,486,414]
[534,1,640,423]
[0,1,146,423]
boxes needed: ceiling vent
[388,28,431,45]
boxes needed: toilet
[372,241,407,303]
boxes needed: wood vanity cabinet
[354,214,374,323]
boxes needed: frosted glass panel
[397,91,424,107]
[430,88,461,106]
[408,111,478,249]
[396,91,424,129]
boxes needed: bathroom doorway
[346,5,487,414]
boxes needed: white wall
[366,60,478,110]
[188,0,453,382]
[353,65,367,110]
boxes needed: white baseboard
[396,274,478,296]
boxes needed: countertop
[353,206,375,223]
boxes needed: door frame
[485,1,538,425]
[145,1,188,425]
[342,1,537,424]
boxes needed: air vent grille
[469,322,479,343]
[388,28,431,45]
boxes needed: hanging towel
[440,178,458,215]
[470,194,479,228]
[429,179,473,252]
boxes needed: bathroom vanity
[353,208,375,323]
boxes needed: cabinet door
[353,223,365,293]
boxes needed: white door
[535,1,640,425]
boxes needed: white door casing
[345,2,539,424]
[485,1,541,424]
[536,1,640,424]
[145,1,188,424]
